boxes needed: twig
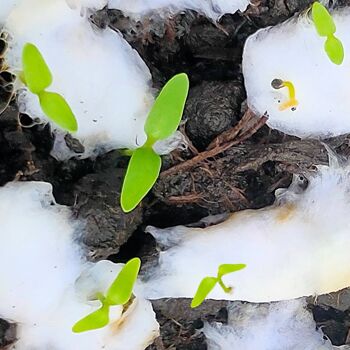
[161,111,267,178]
[153,336,166,350]
[167,193,203,204]
[206,109,256,150]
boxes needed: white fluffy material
[0,0,251,159]
[69,0,250,20]
[143,156,350,302]
[0,181,158,350]
[243,8,350,138]
[0,0,19,24]
[3,0,153,158]
[203,299,339,350]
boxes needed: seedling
[271,79,298,111]
[72,257,141,333]
[121,73,189,213]
[21,43,78,132]
[311,2,344,65]
[191,263,246,308]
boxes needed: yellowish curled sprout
[271,79,298,111]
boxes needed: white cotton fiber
[3,0,153,158]
[243,8,350,138]
[106,0,250,20]
[0,182,81,324]
[142,156,350,302]
[203,299,338,350]
[0,1,20,25]
[0,181,158,350]
[67,0,250,20]
[1,0,250,160]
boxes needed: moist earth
[2,0,350,348]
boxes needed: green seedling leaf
[312,2,336,37]
[144,73,189,144]
[106,257,141,305]
[121,147,161,212]
[217,264,246,279]
[72,302,109,333]
[191,277,218,308]
[325,35,344,65]
[22,43,52,94]
[39,91,78,132]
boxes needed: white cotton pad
[142,157,350,302]
[243,8,350,138]
[0,181,158,350]
[106,0,250,20]
[203,299,335,350]
[3,0,153,158]
[0,1,20,24]
[67,0,250,21]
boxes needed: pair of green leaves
[72,257,141,333]
[191,263,246,308]
[121,73,189,213]
[311,2,344,65]
[22,43,78,132]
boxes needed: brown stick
[206,109,257,150]
[167,193,203,204]
[161,112,268,178]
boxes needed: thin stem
[274,80,298,111]
[218,278,232,293]
[120,149,134,156]
[96,292,107,304]
[283,81,296,100]
[144,136,156,149]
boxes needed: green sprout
[72,257,141,333]
[21,43,78,132]
[121,73,189,213]
[311,2,344,65]
[191,263,246,308]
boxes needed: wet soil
[2,0,350,348]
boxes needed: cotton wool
[142,154,350,302]
[243,8,350,138]
[203,299,345,350]
[0,181,159,350]
[2,0,153,159]
[69,0,250,21]
[0,0,250,160]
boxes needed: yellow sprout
[271,79,298,111]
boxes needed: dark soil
[147,299,228,350]
[2,0,350,348]
[0,319,16,349]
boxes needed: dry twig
[161,110,267,178]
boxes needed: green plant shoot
[21,43,78,132]
[39,91,78,132]
[191,263,246,308]
[121,73,189,213]
[324,35,344,65]
[311,2,335,37]
[22,43,52,94]
[106,256,141,305]
[72,301,109,333]
[144,73,189,145]
[191,277,217,309]
[72,257,141,333]
[121,148,161,212]
[311,2,344,65]
[217,263,246,279]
